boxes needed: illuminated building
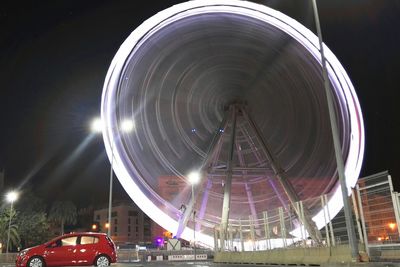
[93,201,155,245]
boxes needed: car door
[44,236,78,266]
[75,235,99,264]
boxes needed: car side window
[80,236,99,245]
[47,240,61,248]
[61,236,77,246]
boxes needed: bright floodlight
[91,117,103,133]
[6,191,18,203]
[120,119,134,132]
[188,171,200,185]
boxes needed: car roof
[62,232,107,237]
[45,232,106,244]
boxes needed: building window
[114,226,118,233]
[128,225,131,232]
[128,218,131,224]
[135,226,138,232]
[111,211,118,217]
[114,218,118,224]
[128,210,138,216]
[135,218,138,224]
[96,214,100,220]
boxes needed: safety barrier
[0,253,17,264]
[167,254,208,261]
[117,249,139,262]
[214,244,353,265]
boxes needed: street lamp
[188,171,200,261]
[6,191,18,256]
[91,117,134,237]
[311,0,358,258]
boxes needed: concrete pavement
[3,262,400,267]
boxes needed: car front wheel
[95,255,110,267]
[27,256,45,267]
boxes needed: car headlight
[18,249,29,257]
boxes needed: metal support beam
[196,179,213,232]
[220,105,237,248]
[214,226,219,251]
[263,211,271,250]
[239,126,288,209]
[388,175,400,237]
[356,184,369,257]
[321,195,331,246]
[325,194,335,246]
[241,106,322,242]
[239,219,244,251]
[175,187,198,238]
[279,207,287,248]
[351,189,364,245]
[176,109,231,238]
[311,0,358,259]
[249,215,256,250]
[235,135,260,236]
[201,109,230,171]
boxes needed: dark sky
[1,0,399,208]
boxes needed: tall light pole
[6,191,18,256]
[188,171,200,261]
[311,0,359,259]
[91,117,134,237]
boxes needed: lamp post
[311,0,359,259]
[91,117,134,237]
[188,171,200,261]
[6,191,18,256]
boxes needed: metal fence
[213,171,400,262]
[355,171,400,261]
[213,190,350,252]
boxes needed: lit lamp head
[120,119,135,132]
[388,223,396,230]
[91,117,103,133]
[6,191,18,203]
[90,117,134,133]
[188,171,200,185]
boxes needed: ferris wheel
[101,0,364,248]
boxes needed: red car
[16,232,117,267]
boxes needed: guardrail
[117,248,213,262]
[214,244,355,265]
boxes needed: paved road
[1,262,279,267]
[111,262,278,267]
[112,262,400,267]
[4,261,400,267]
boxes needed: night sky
[1,0,399,208]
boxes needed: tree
[48,200,77,235]
[17,212,50,248]
[0,207,20,252]
[15,189,51,248]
